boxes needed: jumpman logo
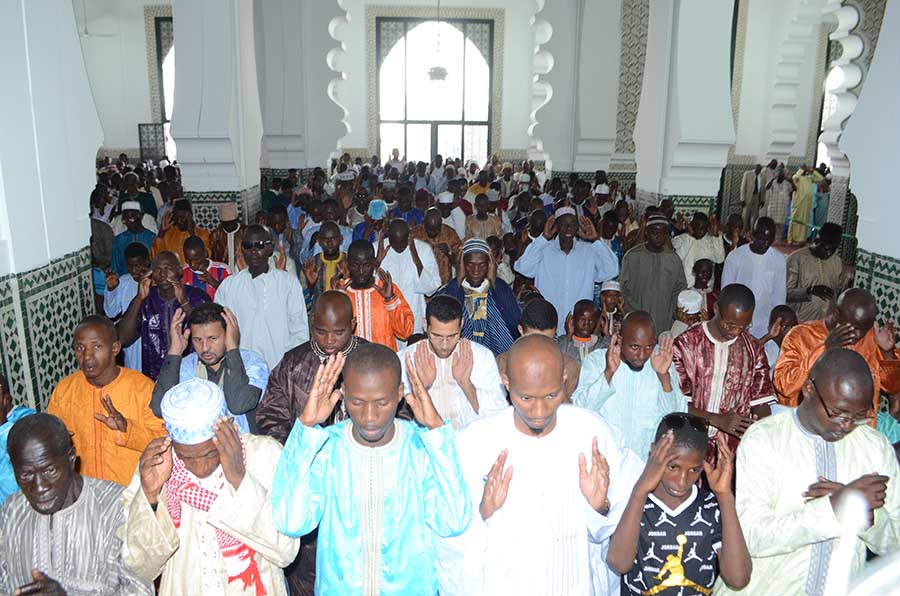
[655,511,676,527]
[714,508,720,524]
[683,543,702,563]
[691,508,712,527]
[643,543,663,564]
[641,535,712,596]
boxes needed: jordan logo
[642,535,712,596]
[654,511,676,528]
[643,543,663,564]
[691,508,712,527]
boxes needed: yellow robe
[47,368,166,485]
[152,227,212,263]
[788,171,824,243]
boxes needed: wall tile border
[143,4,173,125]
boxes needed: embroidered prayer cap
[367,199,388,220]
[593,183,610,195]
[463,238,490,256]
[217,202,238,222]
[121,201,142,213]
[646,214,670,228]
[437,191,455,204]
[677,289,704,315]
[554,206,577,219]
[161,378,228,445]
[487,189,501,202]
[600,280,622,294]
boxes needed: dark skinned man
[48,315,165,485]
[786,222,847,321]
[717,349,900,595]
[674,284,776,464]
[411,207,462,286]
[620,214,688,331]
[122,379,298,594]
[335,240,414,351]
[436,334,643,595]
[722,216,787,338]
[573,311,687,457]
[271,344,469,594]
[118,251,211,380]
[775,287,900,410]
[0,414,153,595]
[152,199,210,263]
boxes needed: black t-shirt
[622,487,722,595]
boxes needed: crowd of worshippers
[0,151,898,595]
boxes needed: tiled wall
[855,249,900,322]
[0,247,94,410]
[185,186,261,230]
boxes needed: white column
[531,0,622,174]
[255,0,347,171]
[634,0,735,208]
[0,0,102,409]
[841,0,899,261]
[170,0,262,192]
[0,0,102,275]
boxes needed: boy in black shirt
[608,413,751,595]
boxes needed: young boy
[486,235,515,285]
[558,299,605,364]
[757,304,798,379]
[181,235,230,300]
[464,193,503,241]
[597,279,624,337]
[271,345,471,594]
[608,413,751,595]
[691,258,718,318]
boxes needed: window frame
[375,17,494,164]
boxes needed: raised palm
[299,353,345,426]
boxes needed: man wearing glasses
[215,224,309,369]
[715,348,900,595]
[673,283,777,463]
[774,287,900,413]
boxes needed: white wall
[72,0,167,152]
[337,0,534,153]
[0,0,102,274]
[841,0,900,259]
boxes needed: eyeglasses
[662,412,709,433]
[241,240,273,250]
[718,319,751,334]
[811,378,874,426]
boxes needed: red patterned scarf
[164,439,267,595]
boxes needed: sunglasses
[241,240,273,250]
[662,412,709,433]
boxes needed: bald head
[506,334,564,385]
[621,310,656,337]
[836,288,876,320]
[314,291,354,323]
[811,349,874,404]
[717,283,755,313]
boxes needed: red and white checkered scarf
[165,438,266,595]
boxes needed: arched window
[377,18,493,165]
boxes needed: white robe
[398,340,508,430]
[119,435,300,596]
[377,240,442,334]
[437,405,643,596]
[215,268,309,369]
[721,244,787,339]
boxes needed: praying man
[437,334,643,595]
[271,344,471,594]
[573,312,688,457]
[121,379,300,595]
[48,315,166,485]
[0,413,153,595]
[715,349,900,595]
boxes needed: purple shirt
[139,286,210,380]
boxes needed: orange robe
[773,320,900,409]
[47,368,166,485]
[151,227,211,263]
[343,284,414,351]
